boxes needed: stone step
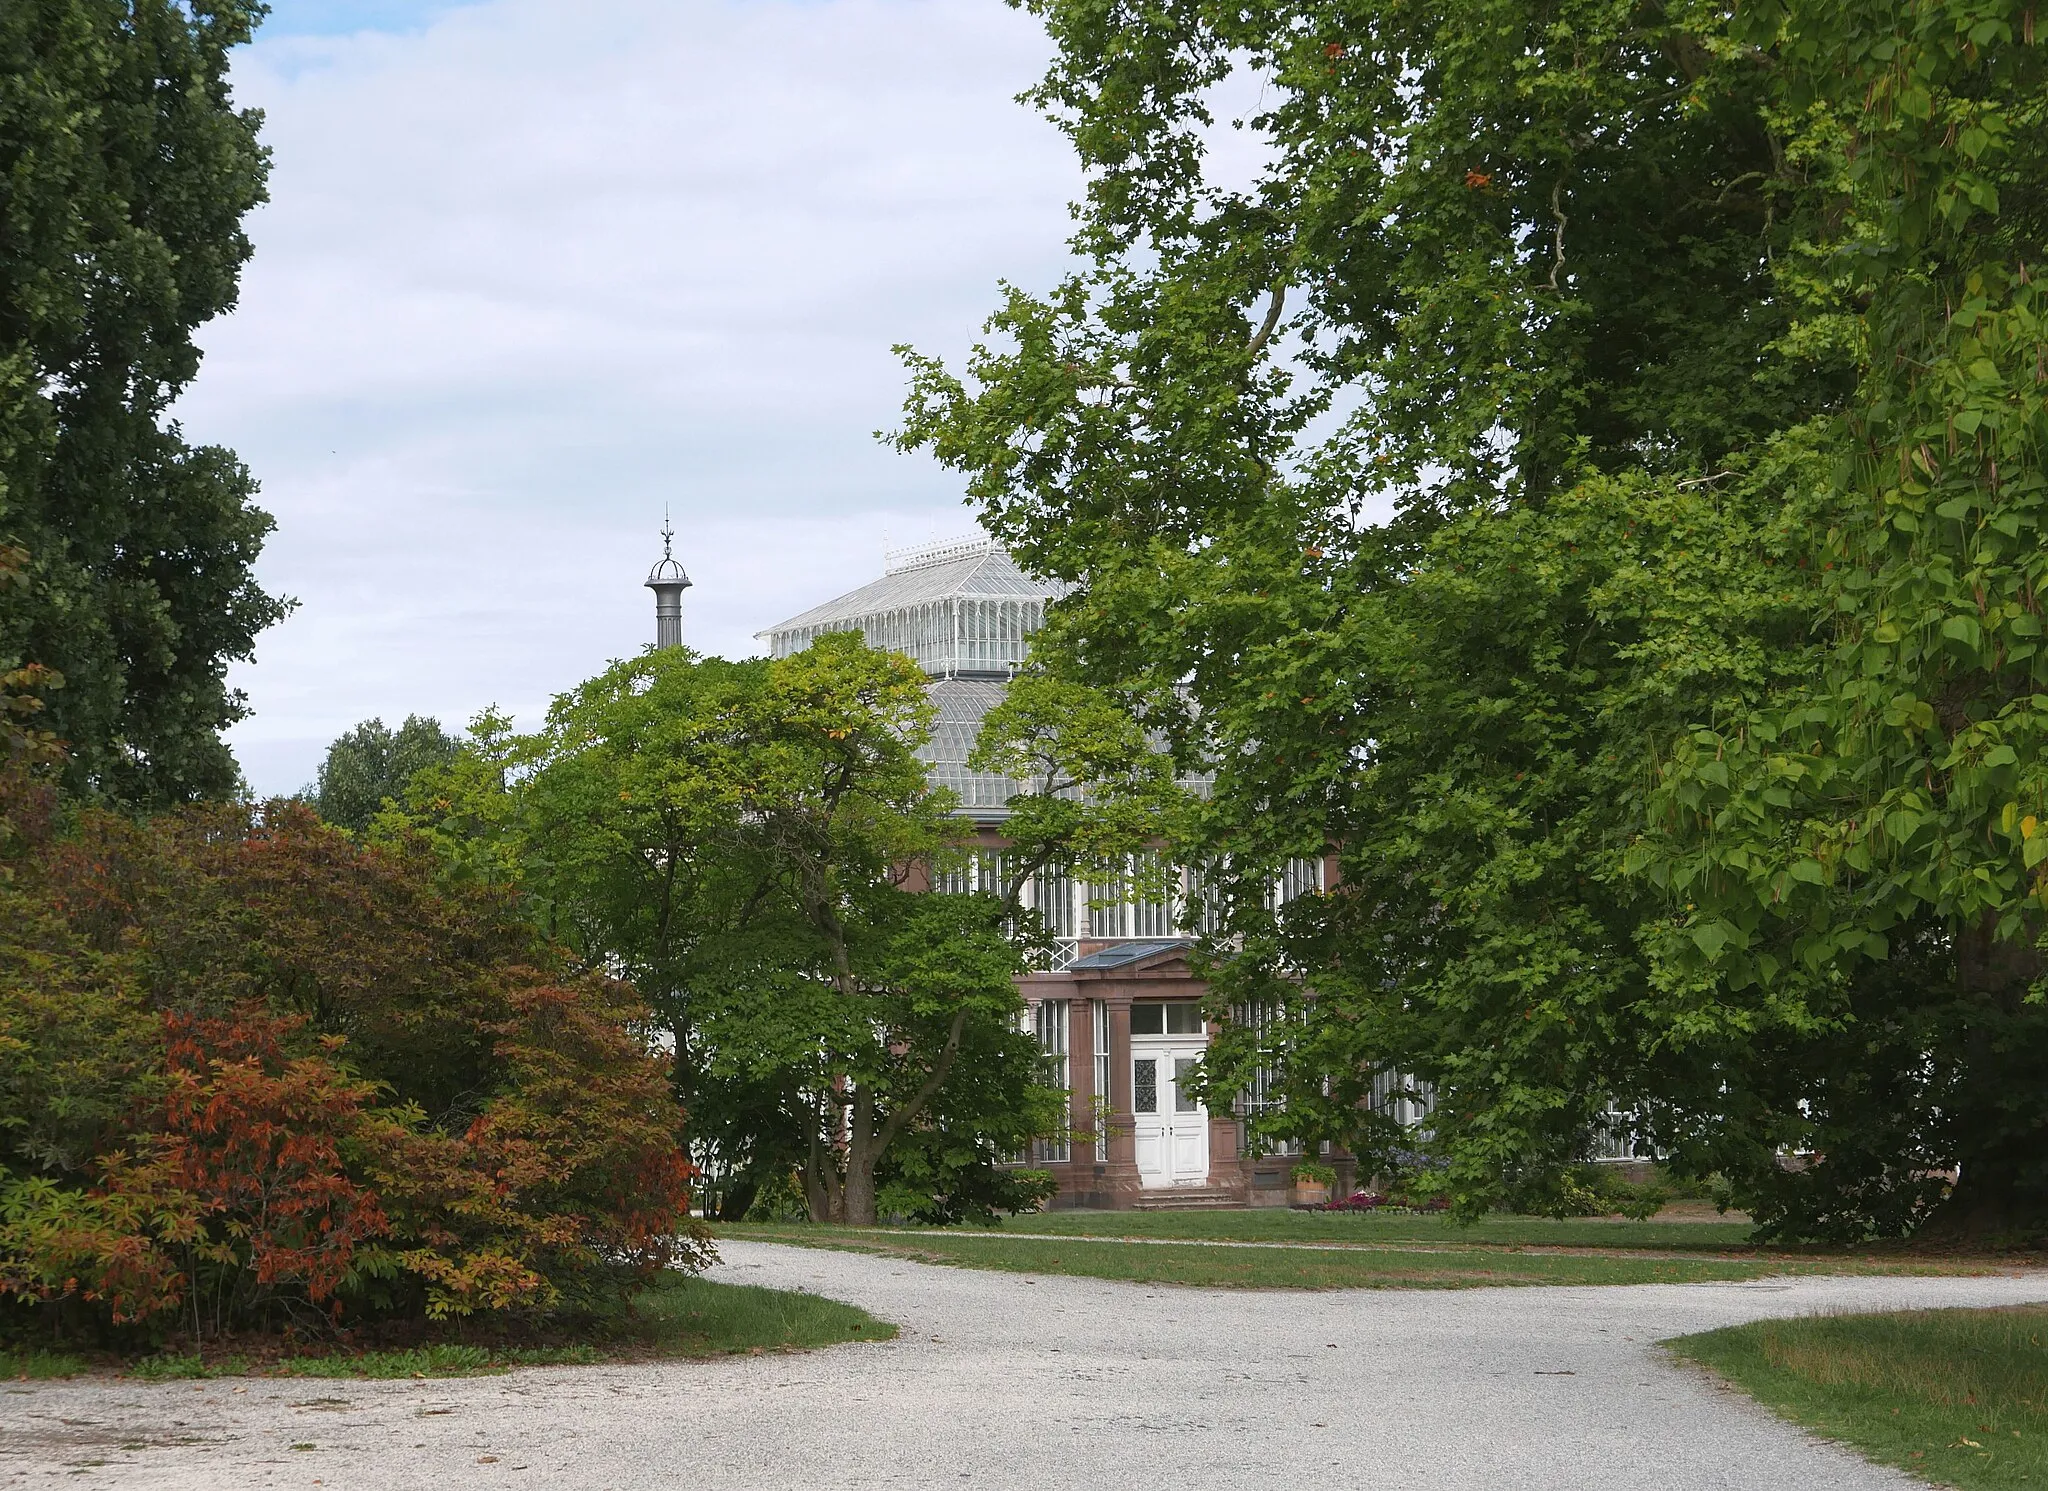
[1129,1186,1246,1211]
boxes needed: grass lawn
[1669,1306,2048,1490]
[995,1206,1760,1251]
[2,1273,892,1381]
[719,1219,2018,1290]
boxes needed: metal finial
[646,509,690,648]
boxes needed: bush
[0,801,705,1345]
[876,1136,1059,1225]
[742,1170,810,1223]
[1503,1163,1673,1221]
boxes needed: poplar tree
[0,1,282,803]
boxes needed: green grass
[1669,1306,2048,1490]
[127,1342,606,1381]
[0,1347,91,1380]
[627,1271,894,1356]
[987,1206,1760,1250]
[719,1221,2009,1290]
[14,1274,892,1381]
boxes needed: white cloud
[184,0,1083,793]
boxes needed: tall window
[1183,862,1231,936]
[935,848,1009,897]
[1181,856,1322,934]
[1022,861,1081,968]
[1233,1000,1301,1157]
[1588,1102,1650,1161]
[1032,1000,1071,1164]
[1369,1069,1435,1133]
[1092,999,1110,1161]
[1268,856,1326,909]
[1088,851,1177,939]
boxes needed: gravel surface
[7,1240,2048,1490]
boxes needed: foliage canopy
[0,0,284,803]
[899,0,2048,1240]
[396,634,1065,1228]
[311,715,460,833]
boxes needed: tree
[1629,0,2048,1243]
[311,715,460,833]
[966,670,1189,921]
[898,0,2048,1240]
[0,543,62,857]
[403,634,1064,1226]
[0,0,285,804]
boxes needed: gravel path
[7,1242,2048,1490]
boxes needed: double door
[1131,1045,1208,1187]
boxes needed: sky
[187,0,1086,794]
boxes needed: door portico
[1035,940,1234,1205]
[1131,1043,1209,1187]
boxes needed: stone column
[1102,993,1141,1204]
[1208,1109,1242,1196]
[1204,1015,1248,1200]
[1069,996,1096,1156]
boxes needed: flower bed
[1306,1191,1451,1214]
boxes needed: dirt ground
[6,1241,2044,1489]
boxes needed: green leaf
[1942,615,1984,651]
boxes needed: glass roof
[757,538,1068,819]
[762,540,1057,634]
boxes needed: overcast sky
[186,0,1083,794]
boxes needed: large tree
[900,0,2048,1240]
[310,714,459,833]
[399,635,1063,1226]
[0,0,284,804]
[1630,0,2048,1242]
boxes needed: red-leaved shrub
[0,801,705,1343]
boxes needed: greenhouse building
[758,538,1337,1209]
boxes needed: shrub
[1503,1162,1672,1221]
[876,1134,1060,1225]
[0,801,705,1345]
[742,1170,810,1223]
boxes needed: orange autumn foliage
[0,800,705,1341]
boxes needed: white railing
[884,535,1001,573]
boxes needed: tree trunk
[841,1086,880,1226]
[804,1131,841,1223]
[712,1178,758,1221]
[1916,912,2048,1248]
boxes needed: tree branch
[1548,180,1568,291]
[873,1007,969,1156]
[1246,282,1288,357]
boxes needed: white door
[1133,1048,1209,1188]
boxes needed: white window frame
[1032,1000,1071,1164]
[1092,999,1110,1161]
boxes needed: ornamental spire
[644,511,692,649]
